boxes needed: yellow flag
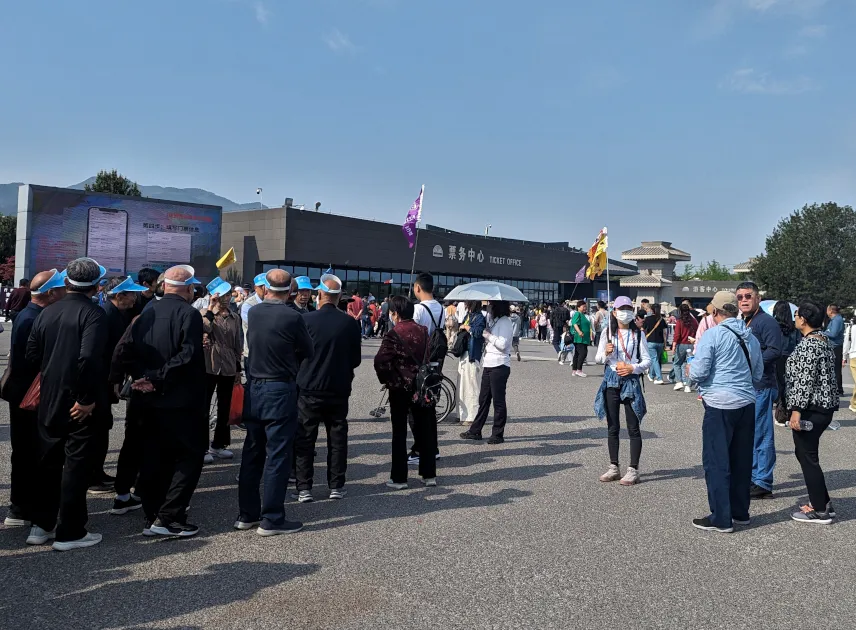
[216,247,236,270]
[585,228,608,280]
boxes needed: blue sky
[1,0,854,268]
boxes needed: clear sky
[1,0,854,267]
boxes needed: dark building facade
[221,207,636,303]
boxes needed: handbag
[660,349,668,364]
[228,382,245,426]
[774,402,789,426]
[20,373,41,411]
[450,329,471,358]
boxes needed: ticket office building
[221,208,635,303]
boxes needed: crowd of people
[0,259,847,551]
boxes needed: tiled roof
[621,241,691,261]
[619,274,674,288]
[733,259,755,273]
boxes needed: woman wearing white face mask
[594,296,652,486]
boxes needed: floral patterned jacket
[374,319,428,391]
[785,333,839,412]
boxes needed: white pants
[457,357,482,423]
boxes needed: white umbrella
[443,281,528,303]
[760,299,797,318]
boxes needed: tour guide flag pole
[403,185,424,297]
[585,226,609,336]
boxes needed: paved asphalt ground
[2,331,856,629]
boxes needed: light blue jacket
[689,317,764,409]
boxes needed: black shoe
[749,483,773,500]
[460,431,482,440]
[110,495,142,515]
[99,472,117,484]
[148,518,199,537]
[257,520,303,536]
[692,516,733,533]
[407,452,420,466]
[487,436,505,445]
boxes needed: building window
[293,266,307,277]
[308,267,321,281]
[370,271,380,282]
[262,264,277,272]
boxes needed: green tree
[752,202,856,306]
[84,169,142,196]
[0,256,14,283]
[679,260,738,281]
[0,214,16,260]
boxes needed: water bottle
[798,420,814,431]
[828,420,841,431]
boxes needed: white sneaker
[673,383,684,391]
[620,467,640,486]
[421,478,438,487]
[558,361,565,366]
[234,519,261,530]
[203,453,215,465]
[208,447,233,459]
[295,490,314,503]
[849,405,856,413]
[4,516,31,527]
[329,488,347,500]
[52,532,102,551]
[26,525,56,545]
[653,379,664,385]
[577,371,587,378]
[386,480,408,490]
[599,464,621,482]
[684,386,692,393]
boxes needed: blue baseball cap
[207,278,232,297]
[295,276,313,291]
[162,265,201,286]
[31,269,65,295]
[253,273,267,287]
[108,276,149,295]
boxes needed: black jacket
[26,292,108,428]
[297,303,362,398]
[111,293,206,409]
[550,306,570,334]
[246,300,314,381]
[102,299,131,366]
[3,301,43,406]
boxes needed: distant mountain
[0,178,265,215]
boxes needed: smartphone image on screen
[86,207,129,275]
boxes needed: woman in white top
[594,296,652,486]
[460,301,514,445]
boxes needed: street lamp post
[256,187,263,209]
[484,224,492,236]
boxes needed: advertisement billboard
[16,185,222,282]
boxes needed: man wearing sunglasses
[735,281,783,500]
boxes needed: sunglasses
[735,293,755,301]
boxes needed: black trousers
[792,409,834,511]
[572,343,588,370]
[206,373,235,449]
[295,395,349,491]
[114,402,145,496]
[538,325,548,341]
[469,365,510,439]
[833,345,844,394]
[8,405,39,519]
[604,387,642,468]
[138,408,207,524]
[32,419,100,542]
[389,389,437,483]
[775,356,788,407]
[89,415,113,484]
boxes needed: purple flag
[402,187,423,248]
[575,265,586,283]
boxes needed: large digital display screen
[23,186,222,281]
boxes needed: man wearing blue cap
[292,276,315,314]
[1,269,66,528]
[25,258,109,551]
[294,274,361,502]
[111,264,207,538]
[237,269,314,535]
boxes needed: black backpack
[395,329,443,408]
[450,329,470,358]
[424,307,448,371]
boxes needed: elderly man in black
[25,258,108,551]
[112,264,207,538]
[294,273,362,502]
[236,269,313,536]
[2,269,66,529]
